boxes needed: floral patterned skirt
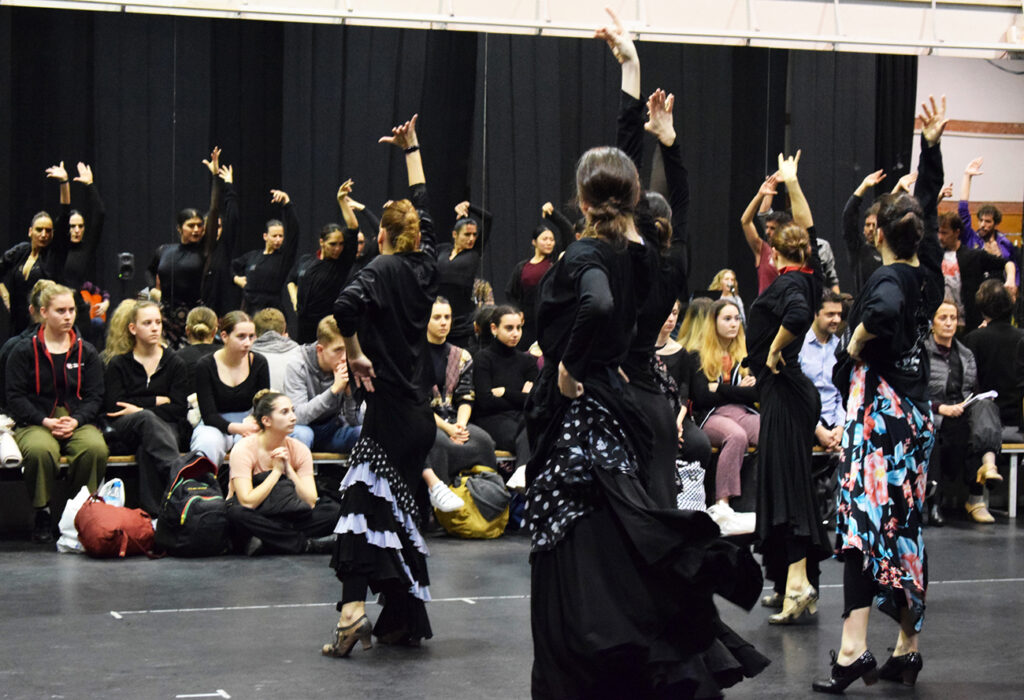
[837,365,934,631]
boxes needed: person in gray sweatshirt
[251,308,303,391]
[282,315,361,452]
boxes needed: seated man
[799,290,845,453]
[251,307,302,391]
[282,315,361,454]
[964,280,1024,443]
[424,297,496,502]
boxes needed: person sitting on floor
[471,305,537,481]
[225,389,340,555]
[283,315,362,454]
[424,296,495,511]
[103,299,190,516]
[5,283,108,543]
[251,307,302,391]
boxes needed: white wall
[914,56,1024,206]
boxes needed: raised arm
[958,156,983,247]
[217,164,241,260]
[542,202,573,254]
[915,94,949,305]
[646,88,689,255]
[741,175,778,259]
[200,147,222,282]
[597,8,643,170]
[778,150,812,230]
[272,188,301,273]
[44,162,72,271]
[71,163,106,261]
[380,114,436,258]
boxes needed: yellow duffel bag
[434,465,511,539]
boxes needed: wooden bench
[13,445,1021,519]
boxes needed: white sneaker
[429,482,465,513]
[506,465,527,494]
[707,504,756,537]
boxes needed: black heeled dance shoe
[812,650,878,694]
[321,615,373,658]
[878,651,923,686]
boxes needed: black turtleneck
[472,338,539,417]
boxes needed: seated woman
[709,268,745,325]
[424,296,496,509]
[471,305,537,478]
[5,284,108,543]
[690,298,759,534]
[226,390,341,554]
[176,306,219,396]
[190,311,269,468]
[926,299,1003,524]
[103,300,190,516]
[655,300,713,506]
[284,315,362,454]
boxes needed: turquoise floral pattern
[837,364,934,631]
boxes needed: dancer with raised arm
[812,96,946,694]
[323,114,439,655]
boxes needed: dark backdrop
[0,6,916,338]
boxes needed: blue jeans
[292,419,361,453]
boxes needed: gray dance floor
[2,516,1022,699]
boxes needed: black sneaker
[32,510,55,544]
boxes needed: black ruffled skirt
[330,385,436,642]
[527,380,769,699]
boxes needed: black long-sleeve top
[194,351,270,432]
[333,183,439,402]
[535,237,647,382]
[436,201,493,341]
[204,180,242,313]
[617,91,691,392]
[745,225,823,379]
[689,355,759,422]
[505,208,572,343]
[148,176,221,309]
[472,338,539,418]
[841,193,883,295]
[292,227,359,322]
[1,206,71,333]
[231,201,300,312]
[103,349,189,426]
[844,135,944,409]
[63,183,106,289]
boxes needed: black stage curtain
[1,6,916,339]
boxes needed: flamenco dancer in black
[525,141,769,699]
[322,114,439,655]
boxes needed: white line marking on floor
[767,576,1024,591]
[111,594,531,619]
[174,691,230,699]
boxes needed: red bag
[74,495,155,558]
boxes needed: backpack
[434,466,511,539]
[75,495,155,558]
[154,452,229,557]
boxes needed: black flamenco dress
[329,183,439,642]
[525,236,769,699]
[744,232,831,594]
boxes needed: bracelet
[404,145,420,154]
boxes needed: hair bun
[252,388,272,407]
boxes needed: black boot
[812,650,878,694]
[32,509,54,544]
